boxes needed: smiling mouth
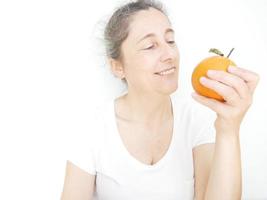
[155,67,176,76]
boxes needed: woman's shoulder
[171,92,215,122]
[89,98,115,137]
[91,98,114,125]
[172,92,216,147]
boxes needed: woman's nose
[160,43,177,62]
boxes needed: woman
[61,0,260,199]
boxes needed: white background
[0,0,266,199]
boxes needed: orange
[191,48,236,102]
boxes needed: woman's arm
[204,130,242,199]
[61,161,95,200]
[192,65,260,199]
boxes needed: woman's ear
[109,58,125,80]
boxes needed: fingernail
[228,65,236,72]
[200,76,207,83]
[207,70,216,76]
[191,92,198,98]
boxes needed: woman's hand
[192,65,260,135]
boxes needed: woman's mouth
[155,67,176,76]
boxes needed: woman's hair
[103,0,168,84]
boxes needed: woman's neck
[115,91,173,127]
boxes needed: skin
[61,7,260,200]
[109,8,179,128]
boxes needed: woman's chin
[157,81,178,95]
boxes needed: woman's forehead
[128,9,172,41]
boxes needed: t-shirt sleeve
[66,106,101,175]
[68,132,96,175]
[188,99,217,149]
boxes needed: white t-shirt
[69,92,216,200]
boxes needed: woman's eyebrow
[136,28,175,44]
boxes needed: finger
[207,69,250,99]
[191,92,227,114]
[228,66,260,93]
[200,76,240,105]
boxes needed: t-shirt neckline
[109,94,177,170]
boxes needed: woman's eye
[144,45,155,50]
[168,41,176,44]
[143,41,175,50]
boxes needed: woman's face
[119,8,180,95]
